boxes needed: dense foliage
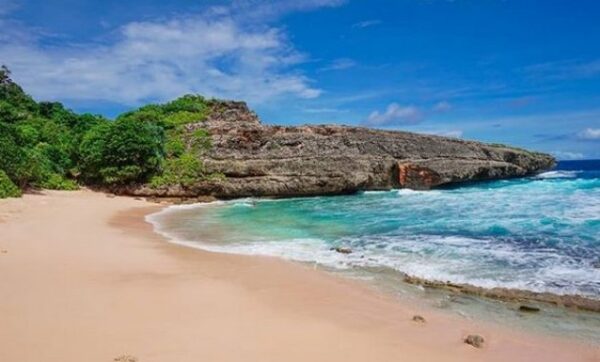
[0,66,104,191]
[0,66,218,198]
[0,170,21,198]
[79,119,165,185]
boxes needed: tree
[79,118,165,185]
[0,170,21,198]
[0,123,26,186]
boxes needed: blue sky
[1,0,599,159]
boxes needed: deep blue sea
[149,160,600,299]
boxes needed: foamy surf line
[146,201,347,261]
[145,200,600,313]
[145,201,224,250]
[535,170,579,179]
[145,200,311,256]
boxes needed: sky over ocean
[1,0,599,159]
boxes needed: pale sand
[0,190,598,362]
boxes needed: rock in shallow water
[331,247,353,254]
[519,305,541,313]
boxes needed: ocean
[148,159,600,339]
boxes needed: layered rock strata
[125,101,555,198]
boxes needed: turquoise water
[149,161,600,299]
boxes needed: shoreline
[402,275,600,313]
[148,198,600,315]
[1,190,598,361]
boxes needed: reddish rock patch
[398,163,442,189]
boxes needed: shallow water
[148,160,600,341]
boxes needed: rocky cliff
[127,101,555,198]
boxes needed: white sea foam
[396,189,442,196]
[536,170,579,179]
[146,172,600,299]
[148,210,600,298]
[361,190,398,195]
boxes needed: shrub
[164,136,186,158]
[0,66,38,118]
[150,153,204,188]
[39,173,79,190]
[190,128,212,153]
[163,95,207,113]
[0,170,21,198]
[116,107,163,125]
[79,118,164,185]
[1,66,219,191]
[0,123,26,184]
[164,111,205,128]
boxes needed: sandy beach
[0,190,597,362]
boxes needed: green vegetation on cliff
[0,66,218,198]
[0,66,103,192]
[0,170,21,198]
[78,119,165,185]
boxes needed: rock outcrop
[403,275,600,312]
[126,101,555,198]
[464,334,485,348]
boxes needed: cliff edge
[128,101,555,198]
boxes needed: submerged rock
[331,247,353,254]
[403,275,600,313]
[519,305,541,313]
[464,334,485,348]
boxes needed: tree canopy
[0,65,217,198]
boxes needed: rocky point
[125,100,555,198]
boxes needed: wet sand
[0,190,597,361]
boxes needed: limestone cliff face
[129,101,555,198]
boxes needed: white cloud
[551,151,585,160]
[319,58,356,71]
[352,19,382,28]
[231,0,345,21]
[577,128,600,140]
[0,2,332,106]
[412,128,462,138]
[364,103,423,126]
[523,59,600,80]
[0,0,19,16]
[303,107,348,114]
[430,129,463,138]
[433,100,452,112]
